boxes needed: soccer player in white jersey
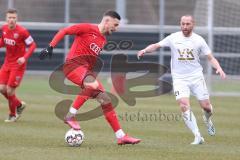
[137,15,226,145]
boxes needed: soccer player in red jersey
[39,10,141,145]
[0,9,36,122]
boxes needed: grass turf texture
[0,74,240,160]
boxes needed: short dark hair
[6,8,17,14]
[103,10,121,20]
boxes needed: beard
[106,30,113,35]
[182,30,192,37]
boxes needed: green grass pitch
[0,74,240,160]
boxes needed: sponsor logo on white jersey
[4,38,16,46]
[90,43,102,55]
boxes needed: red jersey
[0,24,34,68]
[50,23,106,70]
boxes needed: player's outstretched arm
[39,29,68,60]
[207,53,226,79]
[137,43,161,60]
[39,24,85,60]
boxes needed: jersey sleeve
[199,37,211,55]
[158,34,171,47]
[20,28,36,59]
[22,29,34,45]
[49,23,91,47]
[62,23,91,35]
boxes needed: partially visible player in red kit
[39,10,140,145]
[0,9,36,122]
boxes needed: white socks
[69,107,126,139]
[182,109,201,137]
[69,107,78,115]
[115,129,126,139]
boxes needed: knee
[83,75,99,90]
[6,87,15,96]
[101,94,111,105]
[180,105,189,112]
[96,93,111,105]
[0,85,7,94]
[84,80,99,90]
[85,83,98,90]
[103,95,111,105]
[201,101,211,108]
[177,99,190,112]
[200,100,212,112]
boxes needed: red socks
[7,94,21,116]
[101,103,121,132]
[72,95,89,110]
[71,87,101,110]
[72,92,122,133]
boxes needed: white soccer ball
[64,129,84,147]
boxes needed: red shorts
[63,65,105,93]
[0,65,26,88]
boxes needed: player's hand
[17,57,26,65]
[137,50,146,60]
[39,45,53,60]
[216,68,226,79]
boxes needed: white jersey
[158,31,211,79]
